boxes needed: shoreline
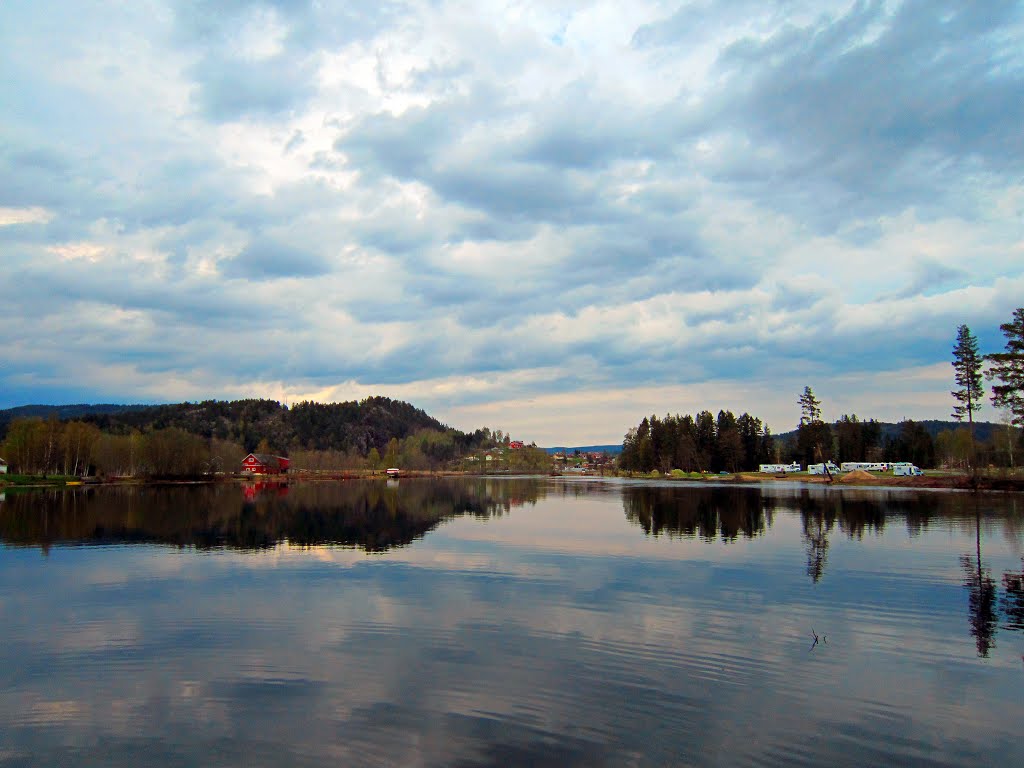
[3,469,1023,493]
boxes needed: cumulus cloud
[0,0,1021,442]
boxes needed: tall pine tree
[798,386,822,425]
[951,324,984,454]
[796,386,831,465]
[986,307,1024,427]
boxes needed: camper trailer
[759,462,801,474]
[893,464,924,476]
[808,462,840,475]
[839,462,889,472]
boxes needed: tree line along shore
[2,308,1022,488]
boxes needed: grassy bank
[0,474,79,488]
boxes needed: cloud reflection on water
[0,478,1022,766]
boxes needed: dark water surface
[1,478,1022,767]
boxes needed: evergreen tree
[798,386,822,425]
[834,415,862,461]
[796,386,831,465]
[636,417,655,472]
[715,410,741,473]
[759,426,776,465]
[986,307,1024,427]
[951,324,984,441]
[694,411,716,472]
[736,413,763,471]
[673,415,699,472]
[884,420,935,468]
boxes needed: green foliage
[795,386,832,465]
[0,474,76,486]
[76,396,460,456]
[798,386,822,425]
[986,307,1024,427]
[507,445,552,472]
[796,422,834,465]
[0,397,494,476]
[366,447,382,470]
[951,324,984,426]
[883,420,936,468]
[620,411,773,473]
[935,427,975,470]
[0,417,244,478]
[2,417,102,476]
[834,415,882,462]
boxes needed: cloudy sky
[1,0,1021,444]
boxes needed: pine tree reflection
[1001,559,1024,632]
[0,479,545,552]
[623,486,768,541]
[961,507,998,657]
[803,514,831,584]
[793,492,834,583]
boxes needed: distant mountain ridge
[0,403,148,429]
[543,444,623,455]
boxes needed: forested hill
[0,403,147,430]
[776,419,1006,444]
[0,397,466,455]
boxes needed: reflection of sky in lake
[1,479,1022,766]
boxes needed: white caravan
[759,462,802,474]
[808,462,840,475]
[840,462,889,472]
[893,464,924,476]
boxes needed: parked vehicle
[808,462,840,475]
[893,464,924,476]
[839,462,889,472]
[759,462,802,474]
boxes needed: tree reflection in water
[4,479,1024,659]
[1002,560,1024,631]
[622,486,769,542]
[0,478,545,552]
[960,507,1000,657]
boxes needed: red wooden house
[241,453,290,475]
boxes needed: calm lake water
[1,477,1022,767]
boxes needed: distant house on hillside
[241,453,290,475]
[0,458,7,474]
[509,441,524,450]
